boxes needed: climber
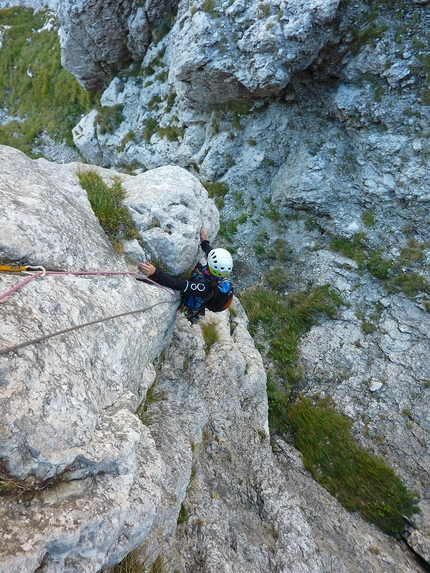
[138,229,233,323]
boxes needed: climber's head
[207,248,233,278]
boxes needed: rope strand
[0,299,179,356]
[0,267,180,355]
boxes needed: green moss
[0,7,99,155]
[288,398,420,536]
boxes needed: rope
[0,268,175,301]
[0,298,178,356]
[0,266,180,355]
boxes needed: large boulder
[123,165,219,275]
[0,145,216,572]
[171,0,341,105]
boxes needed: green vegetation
[177,502,189,525]
[330,233,367,266]
[398,238,426,266]
[149,9,178,43]
[265,266,288,290]
[361,320,376,334]
[96,104,124,135]
[109,551,169,573]
[0,7,99,155]
[240,285,342,387]
[202,0,217,15]
[218,218,238,242]
[201,321,219,354]
[77,170,138,253]
[330,234,429,298]
[240,284,419,536]
[156,125,185,142]
[136,381,165,426]
[202,181,229,209]
[289,398,419,536]
[361,209,376,227]
[117,130,136,153]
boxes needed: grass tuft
[77,170,138,253]
[288,397,420,536]
[136,382,165,426]
[201,321,219,355]
[202,181,229,209]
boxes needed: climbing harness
[0,265,179,355]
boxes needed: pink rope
[0,271,44,301]
[0,269,175,301]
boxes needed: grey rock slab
[0,145,221,572]
[122,165,219,275]
[133,304,424,573]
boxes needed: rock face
[0,0,56,9]
[3,0,430,570]
[0,145,217,572]
[123,165,219,275]
[136,307,424,573]
[57,0,179,91]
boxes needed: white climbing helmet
[207,248,233,278]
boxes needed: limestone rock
[57,0,180,91]
[171,0,341,105]
[133,305,423,573]
[0,0,56,8]
[0,145,218,572]
[122,166,219,275]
